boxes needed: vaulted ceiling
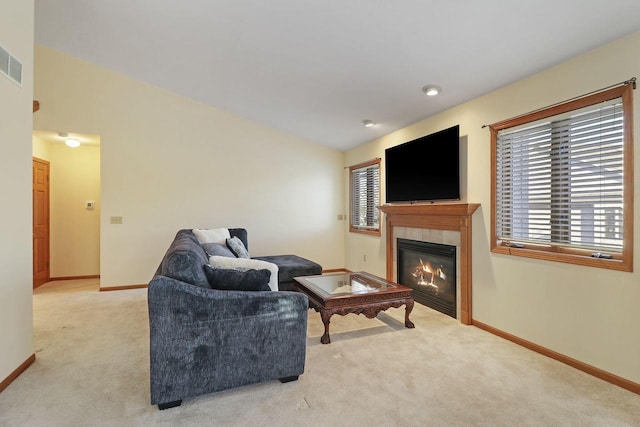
[34,0,640,151]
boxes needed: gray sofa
[148,228,318,409]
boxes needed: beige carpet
[0,278,639,427]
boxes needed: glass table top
[300,272,397,297]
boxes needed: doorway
[32,131,101,285]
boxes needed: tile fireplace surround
[378,203,480,325]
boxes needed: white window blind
[496,98,625,253]
[350,162,380,231]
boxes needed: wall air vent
[0,46,9,74]
[0,44,23,86]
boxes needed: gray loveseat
[148,228,317,409]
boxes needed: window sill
[491,244,632,272]
[350,226,381,237]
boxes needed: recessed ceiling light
[422,85,441,97]
[362,119,375,127]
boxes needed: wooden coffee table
[293,271,415,344]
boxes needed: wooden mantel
[378,203,480,325]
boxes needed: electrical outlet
[337,214,344,221]
[110,216,123,224]
[363,254,367,262]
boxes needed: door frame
[33,157,50,288]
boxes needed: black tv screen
[385,125,460,203]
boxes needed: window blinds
[496,98,624,253]
[350,163,380,230]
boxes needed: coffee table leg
[320,310,332,344]
[405,299,415,329]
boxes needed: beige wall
[49,144,101,277]
[345,31,640,384]
[0,0,34,382]
[32,134,51,160]
[34,45,345,288]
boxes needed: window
[349,159,380,236]
[491,84,633,271]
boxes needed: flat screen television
[385,125,460,203]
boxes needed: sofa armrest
[148,276,308,404]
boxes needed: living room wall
[0,0,34,384]
[34,45,345,288]
[345,31,640,385]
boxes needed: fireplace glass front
[397,238,456,318]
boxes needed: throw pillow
[226,236,250,258]
[192,228,230,245]
[203,265,271,292]
[208,255,279,291]
[201,242,235,258]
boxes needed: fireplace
[379,203,479,324]
[397,239,456,318]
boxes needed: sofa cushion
[253,255,322,283]
[226,236,250,258]
[202,242,235,258]
[192,228,230,245]
[208,256,279,291]
[203,265,271,291]
[228,228,248,251]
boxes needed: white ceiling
[34,1,640,151]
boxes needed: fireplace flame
[411,259,447,292]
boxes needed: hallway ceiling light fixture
[362,119,376,128]
[58,132,80,148]
[65,138,80,148]
[422,85,442,97]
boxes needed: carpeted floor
[0,278,639,426]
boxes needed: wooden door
[33,158,50,288]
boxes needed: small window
[491,84,633,271]
[349,159,381,236]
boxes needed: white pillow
[193,228,230,245]
[208,255,279,292]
